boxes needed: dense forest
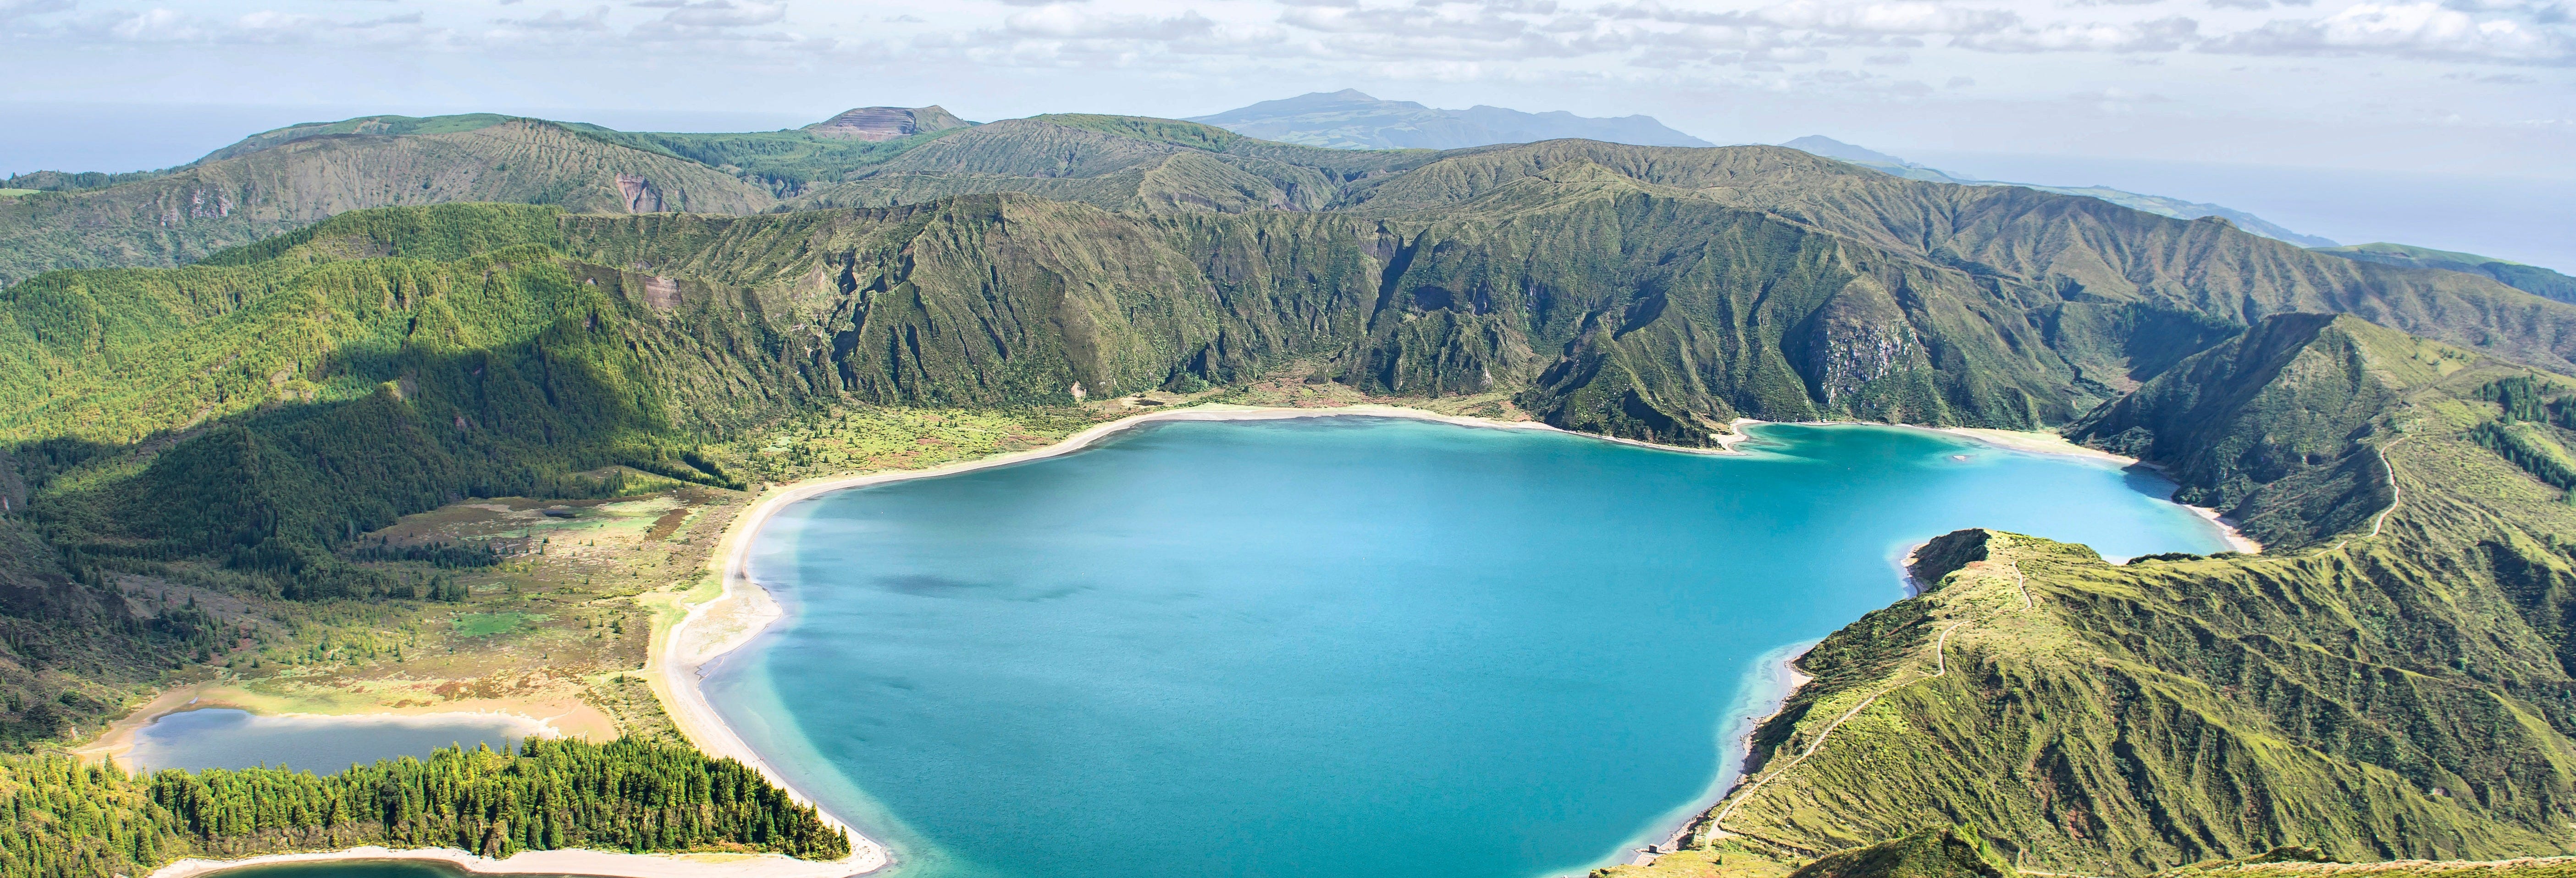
[0,737,847,878]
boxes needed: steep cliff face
[550,182,2087,443]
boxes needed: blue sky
[2,0,2571,266]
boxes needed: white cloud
[0,0,72,19]
[89,7,439,44]
[1005,6,1217,40]
[1957,15,2198,50]
[656,1,787,28]
[2204,1,2574,63]
[493,7,613,32]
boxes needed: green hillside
[11,109,2576,878]
[1786,826,2018,878]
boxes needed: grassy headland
[1673,316,2576,874]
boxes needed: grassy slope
[2159,855,2576,878]
[1691,314,2576,874]
[1787,826,2020,878]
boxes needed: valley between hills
[8,107,2576,878]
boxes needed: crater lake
[705,418,2236,878]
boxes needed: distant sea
[1911,149,2576,275]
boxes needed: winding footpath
[2330,433,2409,553]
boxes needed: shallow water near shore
[711,419,2233,878]
[128,707,540,772]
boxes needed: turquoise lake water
[708,419,2234,878]
[129,708,536,772]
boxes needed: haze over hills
[1780,137,2576,304]
[2315,242,2576,305]
[1187,89,1714,150]
[1780,135,2339,248]
[13,104,2576,878]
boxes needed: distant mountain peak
[1189,91,1710,150]
[805,106,970,142]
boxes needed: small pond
[127,707,544,773]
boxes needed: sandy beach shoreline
[1924,425,2263,555]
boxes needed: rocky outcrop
[615,174,662,213]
